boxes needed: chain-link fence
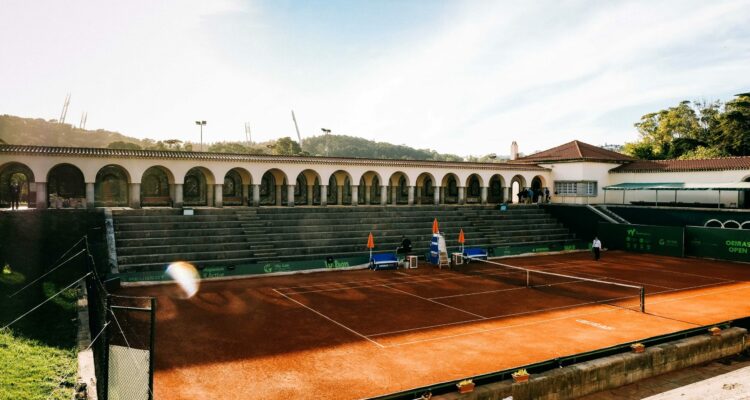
[86,256,156,400]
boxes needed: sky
[2,0,750,157]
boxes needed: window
[554,181,597,197]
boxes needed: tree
[715,93,750,156]
[678,146,727,160]
[107,141,142,150]
[270,137,302,155]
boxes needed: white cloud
[1,0,749,156]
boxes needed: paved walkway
[581,353,750,399]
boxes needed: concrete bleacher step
[116,242,251,256]
[115,227,247,239]
[117,249,257,265]
[111,204,579,273]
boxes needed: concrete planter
[457,382,475,394]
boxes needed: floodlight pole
[195,120,207,151]
[321,128,331,156]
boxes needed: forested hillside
[0,115,480,161]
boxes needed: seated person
[396,235,412,255]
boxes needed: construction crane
[59,93,71,124]
[244,122,252,144]
[291,110,303,147]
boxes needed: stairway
[112,205,582,273]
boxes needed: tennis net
[463,257,645,312]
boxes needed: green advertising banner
[685,226,750,263]
[597,222,684,257]
[115,255,372,283]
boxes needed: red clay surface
[118,251,750,399]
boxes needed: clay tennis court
[118,251,750,399]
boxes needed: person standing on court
[9,181,20,210]
[592,236,602,260]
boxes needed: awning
[604,182,750,191]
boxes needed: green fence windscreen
[597,222,684,257]
[685,226,750,262]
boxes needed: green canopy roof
[604,182,750,191]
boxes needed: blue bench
[463,247,488,262]
[370,253,400,270]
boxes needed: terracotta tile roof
[0,144,547,171]
[611,157,750,173]
[515,140,635,163]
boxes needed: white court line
[368,292,642,339]
[597,258,736,283]
[272,288,385,348]
[282,273,484,295]
[547,266,677,290]
[378,303,630,348]
[645,281,743,300]
[646,281,750,306]
[378,280,750,348]
[383,285,488,319]
[275,271,458,291]
[430,285,527,300]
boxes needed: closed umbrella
[367,232,375,259]
[458,228,465,253]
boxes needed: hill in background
[0,115,502,161]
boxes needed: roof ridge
[573,140,583,158]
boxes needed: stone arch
[260,168,288,206]
[328,170,353,205]
[488,174,505,203]
[510,174,527,204]
[0,162,35,208]
[141,166,174,207]
[223,169,246,206]
[465,174,483,203]
[530,175,547,203]
[441,173,459,204]
[359,171,382,205]
[416,172,436,205]
[95,164,130,207]
[47,163,85,208]
[741,221,750,230]
[295,169,322,205]
[388,171,410,205]
[184,167,215,206]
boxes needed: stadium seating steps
[112,205,579,272]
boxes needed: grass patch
[0,329,77,400]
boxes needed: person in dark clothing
[397,235,412,255]
[544,187,550,203]
[9,181,20,210]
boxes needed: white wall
[543,162,616,204]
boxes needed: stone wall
[436,327,747,400]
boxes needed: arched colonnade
[0,155,549,209]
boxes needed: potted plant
[512,369,530,383]
[456,379,475,394]
[631,343,646,353]
[708,326,722,336]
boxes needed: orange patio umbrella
[432,218,439,234]
[458,228,465,252]
[367,232,375,258]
